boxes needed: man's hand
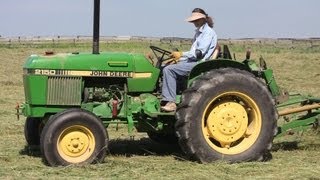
[170,51,182,61]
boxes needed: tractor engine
[84,85,123,111]
[83,85,125,118]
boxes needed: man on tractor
[161,8,218,112]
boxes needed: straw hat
[186,12,206,22]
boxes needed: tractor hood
[23,51,160,93]
[23,52,136,72]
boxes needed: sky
[1,0,320,39]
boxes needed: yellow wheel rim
[57,125,95,163]
[202,91,262,155]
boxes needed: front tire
[24,117,42,146]
[40,109,108,166]
[175,68,277,163]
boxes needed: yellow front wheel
[175,68,277,163]
[57,125,95,164]
[40,109,108,166]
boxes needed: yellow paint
[132,72,152,78]
[206,102,248,144]
[29,69,153,78]
[201,91,262,155]
[68,70,92,76]
[57,125,95,163]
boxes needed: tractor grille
[47,77,82,105]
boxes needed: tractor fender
[188,59,251,81]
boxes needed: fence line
[1,36,320,47]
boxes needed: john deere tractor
[18,0,320,166]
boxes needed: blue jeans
[162,60,197,102]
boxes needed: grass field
[0,40,319,179]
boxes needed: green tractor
[18,0,320,166]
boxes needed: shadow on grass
[272,141,320,151]
[20,139,320,163]
[108,137,186,160]
[272,141,299,151]
[18,138,186,161]
[19,145,42,157]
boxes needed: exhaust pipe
[92,0,100,54]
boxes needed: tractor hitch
[15,103,20,120]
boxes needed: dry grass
[0,41,319,179]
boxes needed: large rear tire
[175,68,277,163]
[40,109,108,166]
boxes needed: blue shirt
[181,23,217,61]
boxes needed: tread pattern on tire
[175,68,278,163]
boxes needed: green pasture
[0,40,319,179]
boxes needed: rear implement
[277,94,320,136]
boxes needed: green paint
[262,69,280,96]
[20,104,71,117]
[276,113,319,137]
[127,54,160,92]
[277,93,311,108]
[92,102,112,118]
[23,75,47,104]
[24,53,134,71]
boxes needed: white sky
[1,0,320,39]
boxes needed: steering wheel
[150,46,173,68]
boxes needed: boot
[161,101,177,112]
